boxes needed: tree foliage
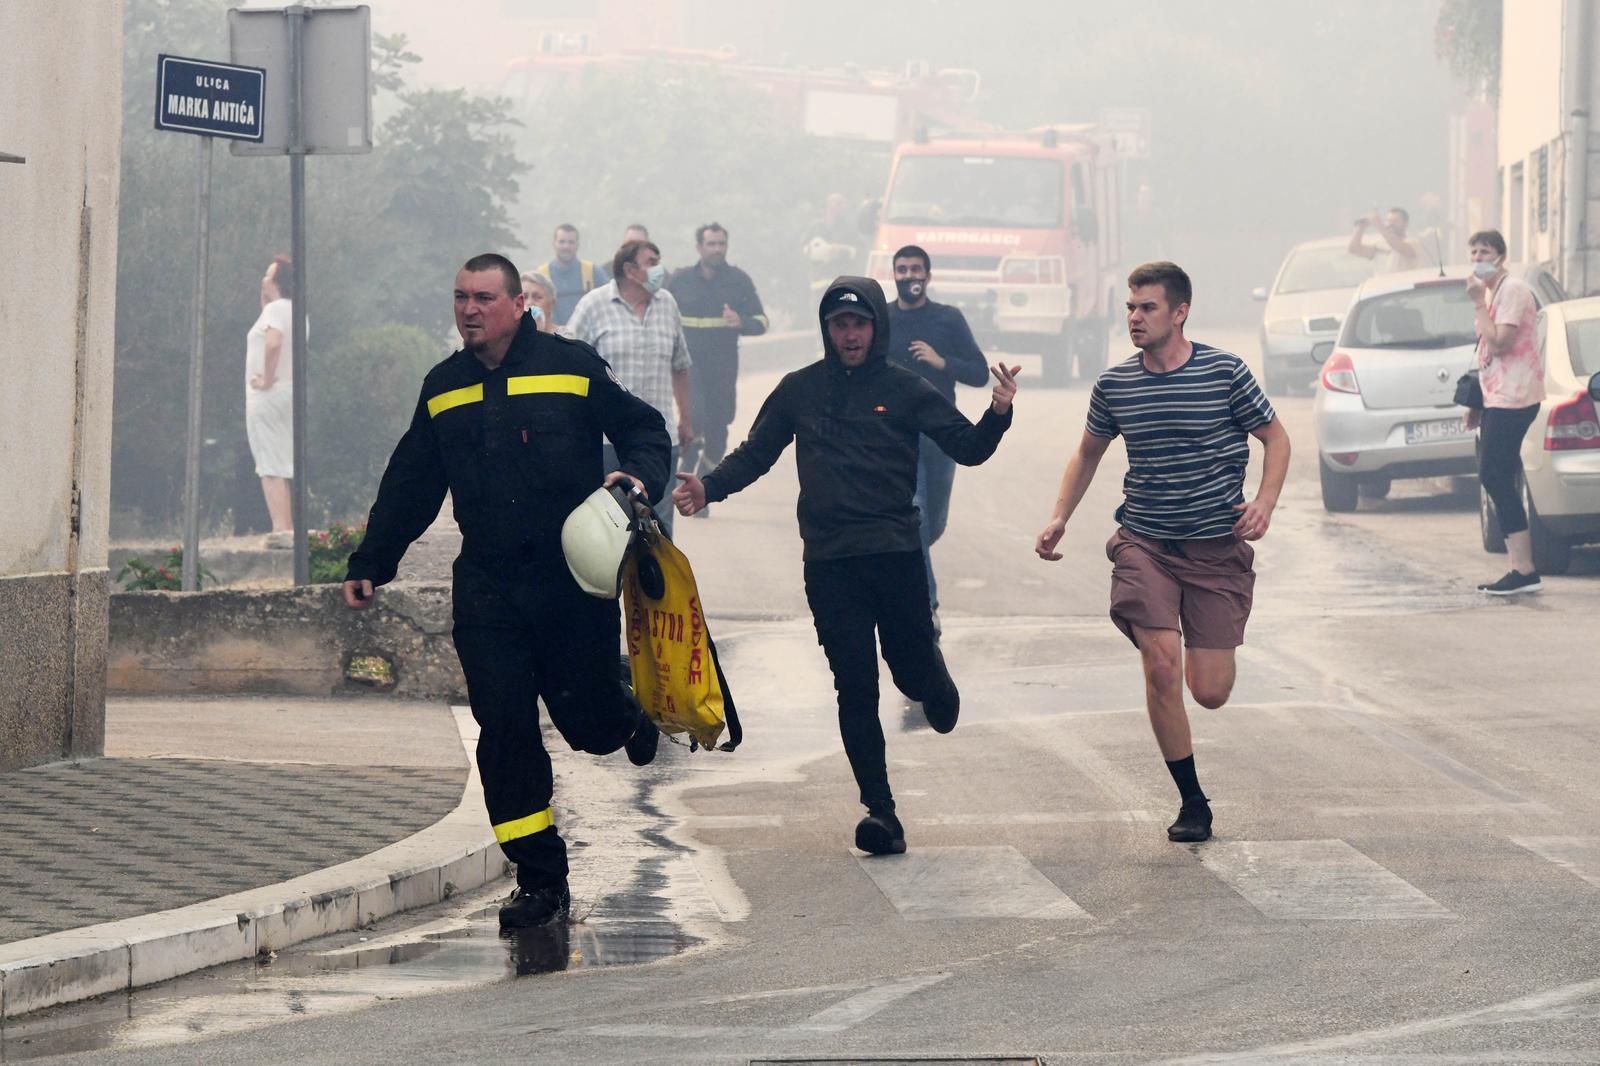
[1435,0,1502,100]
[114,0,521,531]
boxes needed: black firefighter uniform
[345,312,671,890]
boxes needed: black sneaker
[1478,570,1543,596]
[499,883,570,929]
[921,681,959,734]
[625,713,660,766]
[1167,798,1213,843]
[854,809,907,856]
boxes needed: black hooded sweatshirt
[700,276,1012,562]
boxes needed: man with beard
[884,245,989,627]
[673,276,1019,856]
[1033,261,1289,844]
[667,223,769,510]
[343,253,671,929]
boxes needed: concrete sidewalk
[0,696,502,1019]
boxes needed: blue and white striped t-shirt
[1086,343,1276,540]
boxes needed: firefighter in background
[342,253,671,930]
[667,222,769,502]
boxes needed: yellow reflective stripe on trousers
[507,373,590,397]
[680,315,728,329]
[427,383,483,417]
[493,807,554,843]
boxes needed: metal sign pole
[181,135,213,592]
[287,5,310,586]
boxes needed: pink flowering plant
[117,546,214,591]
[310,521,367,584]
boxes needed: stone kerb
[108,583,465,700]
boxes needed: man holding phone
[885,245,990,628]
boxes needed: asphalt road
[20,325,1600,1065]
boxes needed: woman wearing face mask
[520,271,572,337]
[1465,229,1545,596]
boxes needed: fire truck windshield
[884,155,1064,229]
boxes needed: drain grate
[751,1058,1042,1066]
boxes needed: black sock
[1165,755,1207,804]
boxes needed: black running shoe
[625,714,660,766]
[1167,798,1213,843]
[499,883,571,929]
[1478,570,1543,596]
[854,809,907,856]
[921,681,960,734]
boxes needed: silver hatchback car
[1313,264,1566,512]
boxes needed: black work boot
[854,808,907,856]
[499,883,571,929]
[1167,798,1213,843]
[921,679,959,734]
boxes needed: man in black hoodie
[673,276,1019,855]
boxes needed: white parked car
[1314,264,1567,513]
[1254,236,1377,396]
[1481,296,1600,573]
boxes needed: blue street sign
[155,54,265,141]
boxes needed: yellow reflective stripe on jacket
[427,383,484,418]
[493,807,554,843]
[753,314,769,328]
[680,315,729,329]
[507,373,590,397]
[580,260,595,292]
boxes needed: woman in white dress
[245,255,296,547]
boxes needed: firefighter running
[342,253,672,930]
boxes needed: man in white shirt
[568,239,694,534]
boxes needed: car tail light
[1320,351,1360,395]
[999,256,1064,285]
[1545,391,1600,450]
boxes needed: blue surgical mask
[528,305,544,322]
[645,263,667,294]
[1472,261,1499,280]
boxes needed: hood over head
[818,275,890,368]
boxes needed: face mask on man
[895,278,925,303]
[644,263,667,294]
[1472,260,1499,280]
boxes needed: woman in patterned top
[1466,230,1545,596]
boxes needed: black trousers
[451,554,641,890]
[691,350,738,471]
[803,550,958,813]
[1479,404,1540,536]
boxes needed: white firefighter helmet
[561,485,638,598]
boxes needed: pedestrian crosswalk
[676,826,1600,927]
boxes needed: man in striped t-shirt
[1034,261,1290,844]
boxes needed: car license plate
[1404,417,1470,444]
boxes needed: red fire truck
[866,126,1124,384]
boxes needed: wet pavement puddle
[0,886,698,1061]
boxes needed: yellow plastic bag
[621,525,741,751]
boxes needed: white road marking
[1198,839,1451,920]
[689,848,750,923]
[856,845,1091,920]
[1157,974,1600,1064]
[1315,801,1553,818]
[914,810,1159,826]
[1512,836,1600,891]
[783,972,951,1033]
[687,814,784,828]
